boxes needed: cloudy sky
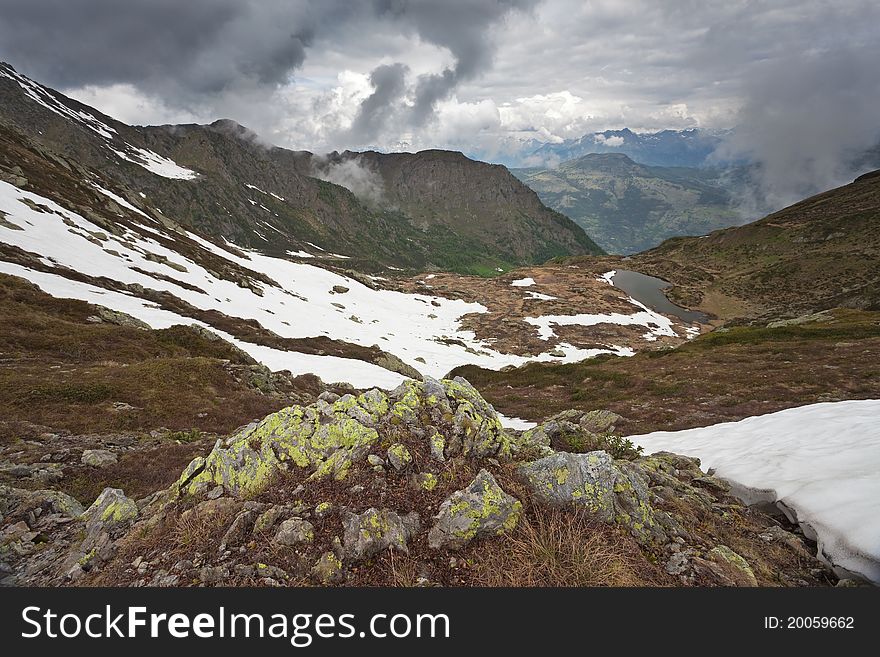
[1,0,879,203]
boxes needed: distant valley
[513,153,742,254]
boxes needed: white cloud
[594,135,624,147]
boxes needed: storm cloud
[1,0,879,211]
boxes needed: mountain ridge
[0,61,601,275]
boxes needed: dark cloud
[2,0,878,215]
[715,40,880,214]
[348,63,409,143]
[0,0,324,101]
[375,0,535,127]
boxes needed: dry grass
[453,309,880,434]
[60,441,211,505]
[467,507,669,587]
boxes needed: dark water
[611,269,708,324]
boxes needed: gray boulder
[341,508,420,560]
[428,469,521,550]
[517,451,664,544]
[273,518,315,546]
[81,449,118,467]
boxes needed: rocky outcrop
[174,376,515,499]
[0,375,839,588]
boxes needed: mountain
[1,61,688,395]
[513,153,742,254]
[0,62,600,276]
[625,169,880,321]
[530,128,723,168]
[291,148,603,273]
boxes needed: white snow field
[0,180,692,390]
[630,400,880,584]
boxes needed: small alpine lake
[611,269,708,324]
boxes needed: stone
[665,550,693,576]
[199,565,229,584]
[219,510,258,551]
[311,551,344,584]
[84,488,138,528]
[517,451,663,544]
[341,508,420,560]
[386,444,412,471]
[331,285,350,294]
[579,409,622,434]
[273,518,315,546]
[411,472,438,492]
[694,545,758,587]
[758,525,813,559]
[428,470,521,550]
[314,502,333,519]
[87,307,151,330]
[428,430,446,461]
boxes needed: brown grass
[0,273,299,435]
[452,309,880,434]
[466,506,669,587]
[60,441,211,505]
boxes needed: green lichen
[99,498,138,524]
[416,472,438,491]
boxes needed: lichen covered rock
[694,545,758,586]
[85,488,138,528]
[81,449,117,467]
[312,551,344,584]
[273,517,315,546]
[428,469,521,550]
[175,378,517,500]
[341,508,420,560]
[386,443,412,471]
[517,451,663,544]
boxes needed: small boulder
[84,488,138,528]
[693,545,758,587]
[273,518,315,546]
[341,508,420,560]
[81,449,117,468]
[386,444,412,471]
[517,451,663,544]
[428,469,521,550]
[219,509,258,551]
[311,551,344,584]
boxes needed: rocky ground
[0,376,841,587]
[391,263,702,358]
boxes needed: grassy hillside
[623,169,880,320]
[452,308,880,434]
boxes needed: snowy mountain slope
[0,63,702,396]
[631,400,880,584]
[0,176,685,389]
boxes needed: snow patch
[497,412,538,431]
[510,277,535,287]
[630,400,880,584]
